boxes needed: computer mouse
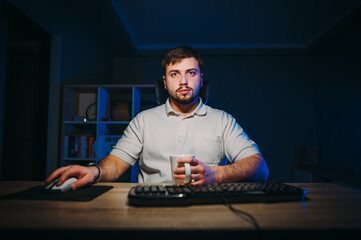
[44,177,77,193]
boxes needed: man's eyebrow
[168,68,198,74]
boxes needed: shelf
[64,121,97,124]
[64,121,130,124]
[98,121,130,124]
[63,158,99,161]
[61,84,156,182]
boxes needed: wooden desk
[0,182,360,239]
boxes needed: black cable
[222,197,260,231]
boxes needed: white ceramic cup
[170,155,194,184]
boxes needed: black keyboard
[127,182,307,206]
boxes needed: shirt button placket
[177,118,188,139]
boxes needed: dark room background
[0,0,360,186]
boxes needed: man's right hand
[42,164,99,190]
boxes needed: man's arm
[213,154,269,183]
[97,154,132,182]
[175,154,269,184]
[43,154,131,190]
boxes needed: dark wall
[204,55,316,182]
[1,1,50,180]
[312,15,361,174]
[0,0,114,178]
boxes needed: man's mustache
[176,86,193,92]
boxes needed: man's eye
[171,72,178,77]
[188,71,195,76]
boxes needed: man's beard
[170,87,198,105]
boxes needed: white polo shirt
[110,98,261,183]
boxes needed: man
[43,46,269,190]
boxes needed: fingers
[174,173,204,185]
[71,175,93,190]
[42,165,94,190]
[177,157,199,165]
[174,165,203,184]
[174,157,202,175]
[174,158,217,184]
[173,166,200,175]
[173,158,203,183]
[174,173,202,181]
[56,166,79,186]
[174,162,217,185]
[190,179,203,185]
[42,166,70,187]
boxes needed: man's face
[163,57,203,105]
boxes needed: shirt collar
[165,97,207,117]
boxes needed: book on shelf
[64,135,96,159]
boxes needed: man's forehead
[166,57,200,72]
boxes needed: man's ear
[201,73,204,87]
[162,76,167,90]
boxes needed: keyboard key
[158,185,166,193]
[143,186,150,193]
[150,186,158,193]
[135,186,143,193]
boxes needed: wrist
[212,166,222,183]
[89,163,101,183]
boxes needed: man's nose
[179,74,188,85]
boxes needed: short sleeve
[222,113,261,163]
[109,113,144,166]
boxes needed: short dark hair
[161,46,203,74]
